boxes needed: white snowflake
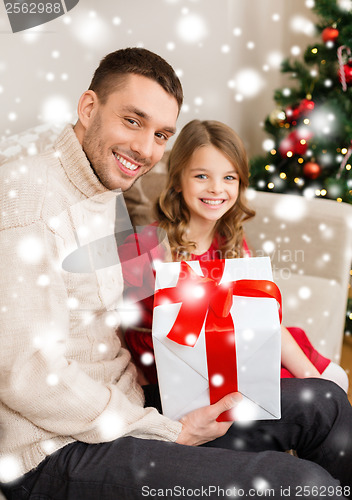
[211,374,224,387]
[46,373,59,386]
[67,297,79,309]
[105,312,119,327]
[233,68,264,98]
[17,236,44,265]
[253,477,271,493]
[298,286,311,300]
[96,412,125,440]
[141,352,154,366]
[118,301,141,327]
[185,333,197,346]
[262,240,275,254]
[176,13,207,43]
[40,439,57,454]
[0,456,21,482]
[300,388,314,402]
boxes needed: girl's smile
[200,198,226,207]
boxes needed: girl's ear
[76,90,99,130]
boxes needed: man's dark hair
[89,47,183,111]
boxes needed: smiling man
[0,48,352,500]
[74,61,179,191]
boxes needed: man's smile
[113,152,143,176]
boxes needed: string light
[298,158,304,164]
[280,172,287,179]
[311,48,318,54]
[342,148,348,154]
[268,182,275,189]
[287,151,293,157]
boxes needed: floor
[341,335,352,404]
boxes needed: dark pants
[2,378,352,499]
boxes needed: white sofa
[243,190,352,363]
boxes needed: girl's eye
[225,175,239,181]
[195,174,207,179]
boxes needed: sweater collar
[54,124,109,198]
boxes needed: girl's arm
[242,236,320,378]
[281,325,321,378]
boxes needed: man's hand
[176,392,242,446]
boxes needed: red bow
[154,260,282,421]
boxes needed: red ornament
[285,99,314,125]
[303,162,322,179]
[322,27,339,43]
[279,130,313,158]
[339,62,352,86]
[279,135,294,157]
[285,105,300,124]
[298,98,315,115]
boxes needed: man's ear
[77,90,99,130]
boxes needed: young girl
[119,119,348,392]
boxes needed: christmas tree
[250,0,352,203]
[249,0,352,335]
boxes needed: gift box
[152,257,282,422]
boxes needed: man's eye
[155,132,168,141]
[125,118,139,126]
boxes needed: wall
[0,0,317,156]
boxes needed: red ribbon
[154,260,282,421]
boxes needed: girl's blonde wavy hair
[154,119,255,260]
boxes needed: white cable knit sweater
[0,124,181,481]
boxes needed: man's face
[81,74,179,191]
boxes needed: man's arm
[0,220,181,443]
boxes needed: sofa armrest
[244,190,352,362]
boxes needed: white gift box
[152,257,281,422]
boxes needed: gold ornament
[269,108,286,126]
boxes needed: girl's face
[180,144,240,228]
